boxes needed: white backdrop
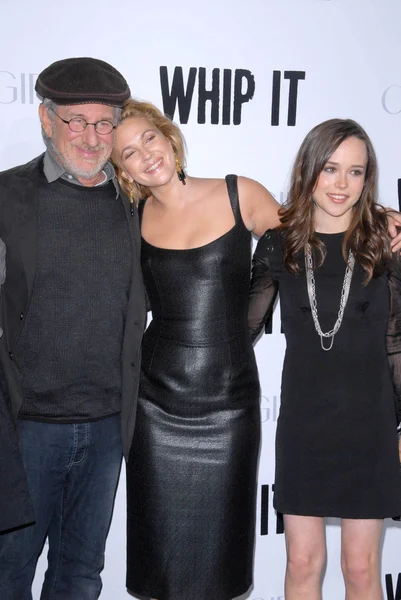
[1,0,401,598]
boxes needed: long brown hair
[280,118,391,282]
[112,98,186,202]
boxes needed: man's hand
[385,209,401,252]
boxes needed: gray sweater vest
[17,178,131,422]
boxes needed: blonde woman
[112,98,280,600]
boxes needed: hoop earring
[176,158,186,185]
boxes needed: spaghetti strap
[225,174,241,224]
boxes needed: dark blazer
[0,154,146,532]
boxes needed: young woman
[249,118,401,600]
[111,99,281,600]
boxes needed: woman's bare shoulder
[237,175,272,196]
[187,176,228,198]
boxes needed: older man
[0,57,146,600]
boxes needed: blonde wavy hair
[112,98,186,202]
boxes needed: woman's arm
[248,231,279,343]
[386,257,401,436]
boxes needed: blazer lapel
[14,175,39,300]
[119,190,142,276]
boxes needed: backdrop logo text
[382,85,401,115]
[160,67,306,126]
[0,71,38,104]
[385,573,401,600]
[260,484,284,536]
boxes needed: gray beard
[43,133,110,180]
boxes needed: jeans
[0,414,123,600]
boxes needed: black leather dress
[126,175,260,600]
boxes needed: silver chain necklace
[305,245,355,351]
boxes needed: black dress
[249,229,401,519]
[126,175,260,600]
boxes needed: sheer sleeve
[386,256,401,428]
[248,230,279,343]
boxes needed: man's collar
[43,150,64,183]
[43,150,119,198]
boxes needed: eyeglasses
[49,107,116,135]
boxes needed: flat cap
[35,57,131,107]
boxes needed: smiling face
[39,102,116,186]
[312,136,368,233]
[113,116,176,190]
